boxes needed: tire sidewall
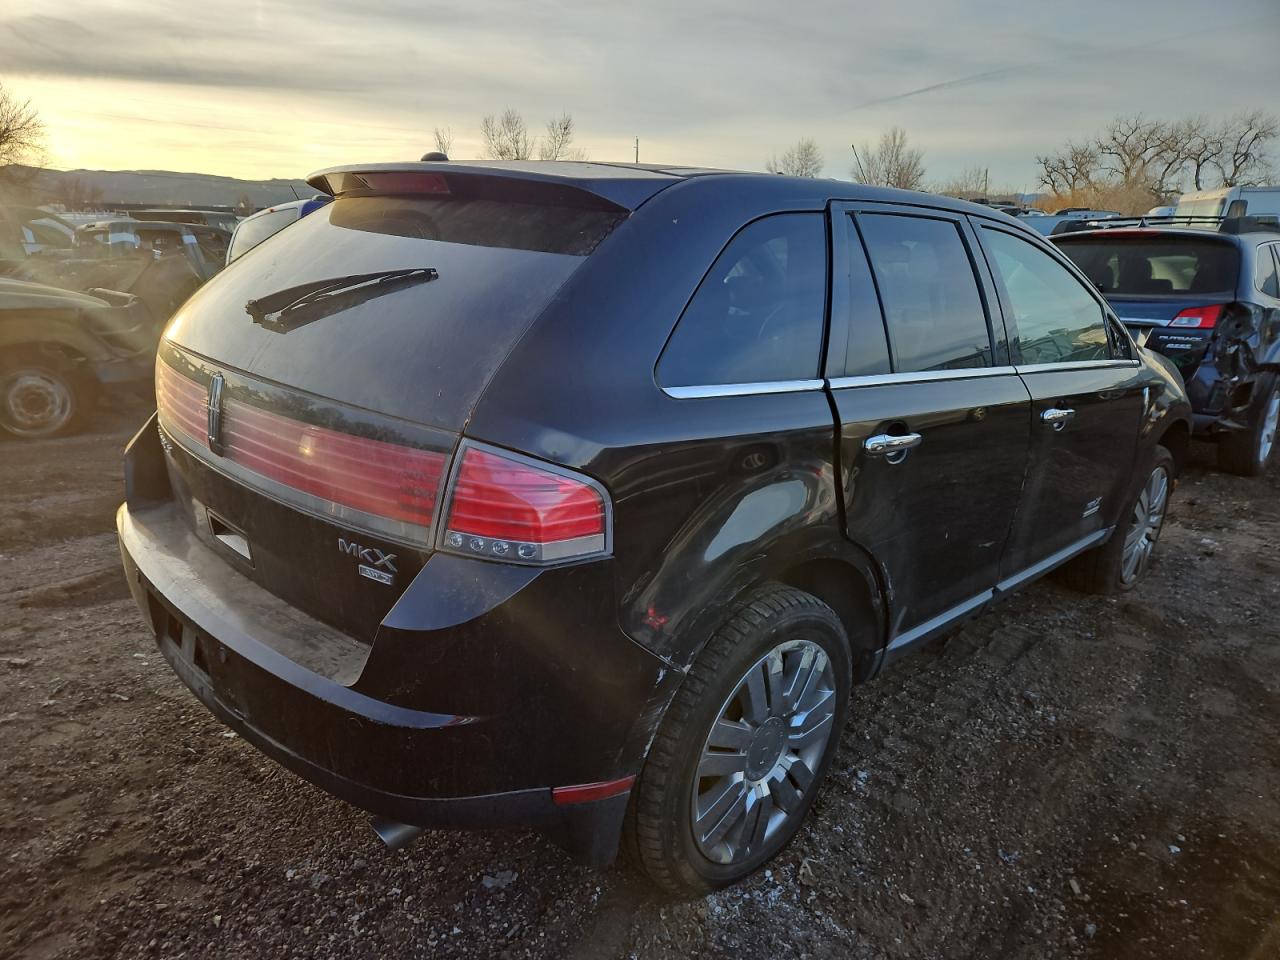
[655,597,852,893]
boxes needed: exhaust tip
[371,817,425,851]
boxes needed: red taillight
[220,400,445,528]
[156,360,446,541]
[156,359,208,446]
[1170,304,1224,328]
[439,444,609,564]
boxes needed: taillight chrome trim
[435,439,614,567]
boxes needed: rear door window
[658,213,827,387]
[826,216,892,378]
[1056,236,1240,297]
[857,213,993,372]
[981,227,1111,365]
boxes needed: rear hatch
[155,168,643,642]
[1053,231,1241,379]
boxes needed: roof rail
[1051,214,1280,236]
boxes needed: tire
[1061,445,1175,595]
[1217,372,1280,477]
[626,583,852,896]
[0,349,88,439]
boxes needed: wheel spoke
[745,790,775,853]
[698,749,748,778]
[1122,537,1143,580]
[764,651,785,718]
[788,689,835,750]
[785,757,816,793]
[741,663,770,725]
[768,768,805,813]
[696,779,748,846]
[791,649,828,713]
[708,717,754,750]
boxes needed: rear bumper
[116,420,675,862]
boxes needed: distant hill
[7,165,315,210]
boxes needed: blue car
[1055,220,1280,474]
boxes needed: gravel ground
[2,399,1278,960]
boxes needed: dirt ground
[2,398,1278,960]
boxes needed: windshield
[1174,196,1227,219]
[1055,235,1239,298]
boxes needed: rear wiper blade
[245,268,438,333]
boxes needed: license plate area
[207,510,253,565]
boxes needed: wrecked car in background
[1054,218,1280,475]
[129,208,241,234]
[0,277,157,437]
[0,204,77,261]
[0,219,230,438]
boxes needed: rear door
[826,203,1031,643]
[976,222,1146,580]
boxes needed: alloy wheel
[1258,388,1280,466]
[1121,464,1170,585]
[690,639,836,865]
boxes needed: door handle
[863,433,923,460]
[1041,407,1076,431]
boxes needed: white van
[1174,185,1280,220]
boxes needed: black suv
[117,162,1190,894]
[1053,221,1280,475]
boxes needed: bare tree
[480,108,532,160]
[0,83,45,177]
[934,165,992,199]
[1037,111,1278,211]
[766,138,823,178]
[1178,116,1224,191]
[538,113,586,161]
[851,127,925,190]
[432,126,453,157]
[1036,140,1101,195]
[1213,110,1277,187]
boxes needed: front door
[973,222,1146,580]
[826,203,1031,642]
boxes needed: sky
[1,0,1277,191]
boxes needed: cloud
[1,0,1276,182]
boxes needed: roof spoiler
[305,162,675,212]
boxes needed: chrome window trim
[1013,359,1141,373]
[661,379,825,399]
[664,358,1141,397]
[827,366,1016,390]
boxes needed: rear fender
[617,459,888,670]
